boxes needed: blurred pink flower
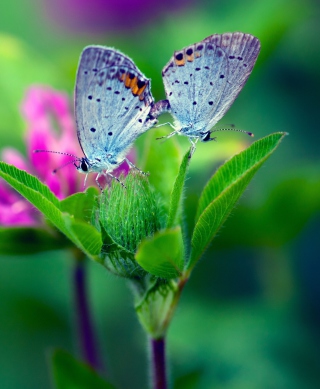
[0,86,81,225]
[21,86,83,198]
[0,85,135,226]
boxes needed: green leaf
[187,132,287,271]
[167,149,190,228]
[61,187,100,222]
[63,214,102,257]
[0,161,60,207]
[0,227,71,255]
[0,162,102,259]
[212,175,320,248]
[138,127,182,213]
[135,227,184,279]
[51,349,116,389]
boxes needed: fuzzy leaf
[167,149,190,228]
[188,132,287,271]
[135,227,184,279]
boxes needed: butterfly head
[74,157,91,174]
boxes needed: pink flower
[22,86,83,198]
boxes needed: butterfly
[150,32,261,156]
[36,46,157,188]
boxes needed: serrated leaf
[0,162,102,259]
[0,227,71,255]
[187,132,287,271]
[51,349,116,389]
[135,227,184,279]
[0,162,60,207]
[167,149,190,228]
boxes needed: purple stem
[150,337,167,389]
[74,259,102,371]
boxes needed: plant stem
[162,276,188,331]
[150,336,167,389]
[74,257,102,371]
[149,276,188,389]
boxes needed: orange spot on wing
[186,54,194,62]
[124,73,132,88]
[175,58,185,66]
[130,77,139,95]
[124,72,137,88]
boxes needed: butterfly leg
[83,173,89,188]
[188,137,199,158]
[125,158,149,176]
[95,173,104,191]
[155,122,175,130]
[156,129,180,141]
[105,171,126,188]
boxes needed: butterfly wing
[75,46,155,167]
[162,32,260,132]
[204,33,261,129]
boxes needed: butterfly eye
[201,132,211,142]
[81,159,89,172]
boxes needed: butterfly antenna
[211,127,254,137]
[34,149,79,158]
[52,159,80,174]
[34,150,81,174]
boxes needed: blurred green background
[0,0,320,388]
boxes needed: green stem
[162,275,188,331]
